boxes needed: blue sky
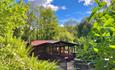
[52,0,94,23]
[16,0,28,3]
[16,0,96,24]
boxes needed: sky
[52,0,94,23]
[28,0,96,24]
[16,0,111,24]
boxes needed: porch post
[59,46,61,55]
[68,46,69,56]
[71,47,73,53]
[51,46,53,55]
[63,47,65,54]
[74,46,75,53]
[52,46,54,55]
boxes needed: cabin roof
[31,40,57,46]
[31,40,78,47]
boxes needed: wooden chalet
[30,40,78,61]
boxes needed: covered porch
[30,40,78,61]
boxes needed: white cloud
[86,11,92,14]
[59,24,64,27]
[78,0,94,6]
[78,0,111,6]
[43,4,67,11]
[43,4,59,11]
[61,6,67,10]
[28,0,35,1]
[29,0,67,11]
[45,0,53,4]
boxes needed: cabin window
[47,46,52,55]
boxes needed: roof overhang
[31,40,78,47]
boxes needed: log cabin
[29,40,78,62]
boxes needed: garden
[0,0,115,70]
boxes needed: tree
[75,0,115,70]
[55,27,75,42]
[88,0,115,69]
[0,0,57,70]
[37,8,59,40]
[76,0,115,70]
[64,19,79,27]
[76,17,92,37]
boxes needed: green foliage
[0,37,57,70]
[76,18,92,37]
[0,0,57,70]
[22,8,59,41]
[0,0,27,37]
[76,37,96,60]
[38,8,59,40]
[21,11,38,41]
[55,27,75,42]
[76,0,115,70]
[89,2,115,69]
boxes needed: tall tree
[76,17,92,38]
[55,27,75,42]
[64,19,79,35]
[88,0,115,69]
[76,0,115,70]
[37,8,59,40]
[0,0,57,70]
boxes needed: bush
[0,37,57,70]
[0,0,57,70]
